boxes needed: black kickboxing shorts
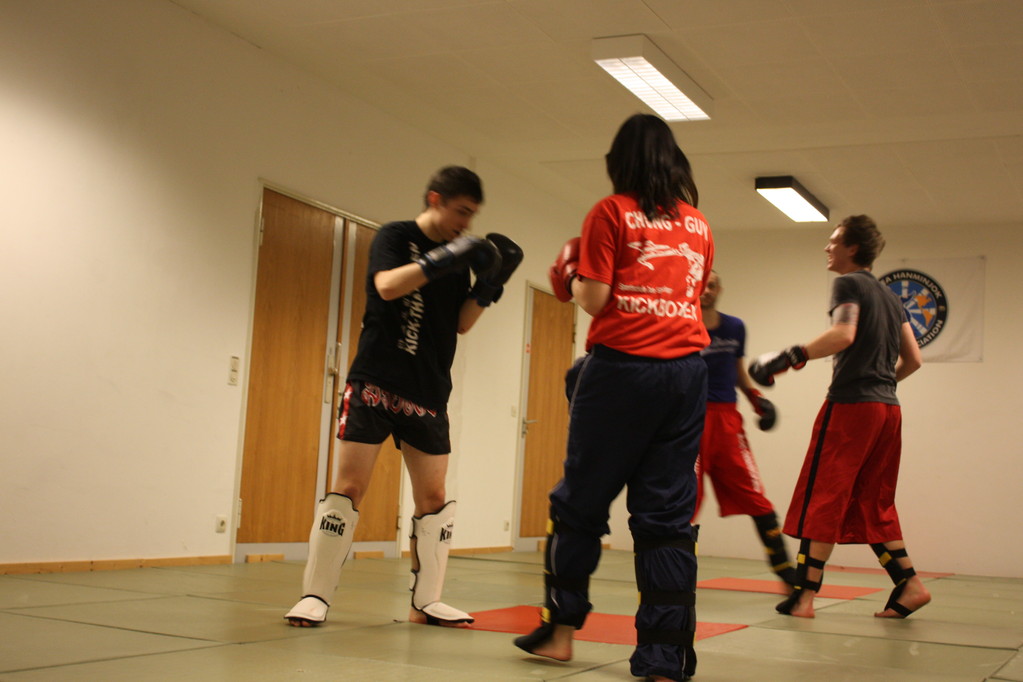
[337,380,451,455]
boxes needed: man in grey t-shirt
[748,215,928,620]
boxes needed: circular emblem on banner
[878,269,948,347]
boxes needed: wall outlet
[215,515,229,533]
[503,520,510,531]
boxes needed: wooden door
[238,190,334,543]
[519,287,576,538]
[328,223,403,542]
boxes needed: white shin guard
[285,493,359,624]
[410,500,473,624]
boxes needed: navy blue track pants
[546,345,707,680]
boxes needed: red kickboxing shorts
[694,402,775,519]
[784,401,903,544]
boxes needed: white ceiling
[169,0,1023,231]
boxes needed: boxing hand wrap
[549,237,580,303]
[469,232,523,306]
[743,388,777,431]
[416,235,490,282]
[749,345,808,387]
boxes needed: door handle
[327,342,343,377]
[521,418,538,437]
[325,343,343,404]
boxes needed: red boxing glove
[549,237,580,303]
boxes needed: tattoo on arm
[832,302,859,326]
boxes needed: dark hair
[423,166,483,207]
[605,114,698,219]
[839,214,885,267]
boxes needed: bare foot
[524,623,574,661]
[875,578,931,618]
[408,607,473,628]
[786,590,817,618]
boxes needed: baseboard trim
[352,550,385,559]
[452,545,514,556]
[0,555,233,575]
[2,546,521,574]
[400,545,514,558]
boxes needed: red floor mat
[470,605,746,645]
[697,576,882,599]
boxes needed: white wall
[0,0,578,564]
[609,223,1022,578]
[1,1,1018,579]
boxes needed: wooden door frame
[315,214,347,512]
[510,284,534,550]
[232,181,393,562]
[334,222,406,555]
[512,282,579,551]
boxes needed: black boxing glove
[469,233,523,306]
[749,345,808,387]
[466,240,503,306]
[416,235,494,282]
[743,388,777,431]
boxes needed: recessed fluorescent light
[592,35,712,122]
[755,176,830,222]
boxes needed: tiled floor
[1,551,1020,681]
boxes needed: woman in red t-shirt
[516,114,714,682]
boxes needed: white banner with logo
[877,256,985,362]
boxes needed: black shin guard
[753,513,796,586]
[514,525,560,655]
[538,511,591,628]
[871,543,917,617]
[632,529,699,680]
[517,512,593,656]
[870,543,915,585]
[776,538,825,614]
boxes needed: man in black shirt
[285,166,521,628]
